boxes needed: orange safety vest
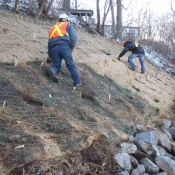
[49,22,69,40]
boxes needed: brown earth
[0,7,175,175]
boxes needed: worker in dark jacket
[117,41,145,74]
[47,14,81,87]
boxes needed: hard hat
[121,41,126,46]
[59,14,69,21]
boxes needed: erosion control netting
[0,61,158,174]
[9,136,122,174]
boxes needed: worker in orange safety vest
[47,14,81,87]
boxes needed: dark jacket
[119,41,145,57]
[48,23,77,57]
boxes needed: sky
[79,0,174,17]
[132,0,173,15]
[148,0,172,15]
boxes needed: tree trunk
[100,0,110,36]
[13,0,19,13]
[34,0,47,21]
[42,0,48,14]
[170,0,175,15]
[110,0,116,38]
[43,0,54,16]
[115,0,122,40]
[63,0,70,10]
[96,0,101,34]
[75,0,77,9]
[100,0,111,36]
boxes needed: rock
[141,158,159,173]
[119,171,129,175]
[157,131,172,153]
[130,155,139,168]
[114,152,131,171]
[162,120,172,129]
[168,127,175,140]
[155,156,175,175]
[135,131,158,145]
[131,164,145,175]
[133,139,154,156]
[121,143,137,154]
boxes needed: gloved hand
[46,57,52,64]
[117,56,120,61]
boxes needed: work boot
[128,65,135,71]
[46,57,52,64]
[48,69,58,83]
[73,83,82,87]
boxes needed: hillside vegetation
[0,7,175,174]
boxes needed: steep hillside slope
[0,7,175,174]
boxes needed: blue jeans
[48,44,81,85]
[128,54,145,74]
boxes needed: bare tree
[100,0,112,36]
[63,0,70,10]
[110,0,116,38]
[75,0,77,9]
[170,0,175,16]
[43,0,55,16]
[96,0,101,33]
[34,0,47,21]
[13,0,19,13]
[115,0,122,40]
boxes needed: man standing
[47,14,81,87]
[117,41,146,74]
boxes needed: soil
[0,6,175,175]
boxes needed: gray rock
[152,144,160,157]
[163,129,173,141]
[152,172,167,175]
[168,127,175,140]
[130,155,139,168]
[121,143,137,154]
[157,146,166,157]
[129,135,135,142]
[114,152,131,171]
[133,139,154,155]
[162,120,172,129]
[135,131,158,145]
[141,158,159,173]
[157,131,172,153]
[119,171,129,175]
[131,164,145,175]
[136,124,146,131]
[155,156,175,175]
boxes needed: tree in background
[13,0,19,13]
[63,0,70,10]
[110,0,116,38]
[170,0,175,16]
[74,0,77,9]
[115,0,122,40]
[41,0,55,16]
[34,0,47,21]
[100,0,112,36]
[96,0,101,34]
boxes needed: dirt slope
[0,7,175,175]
